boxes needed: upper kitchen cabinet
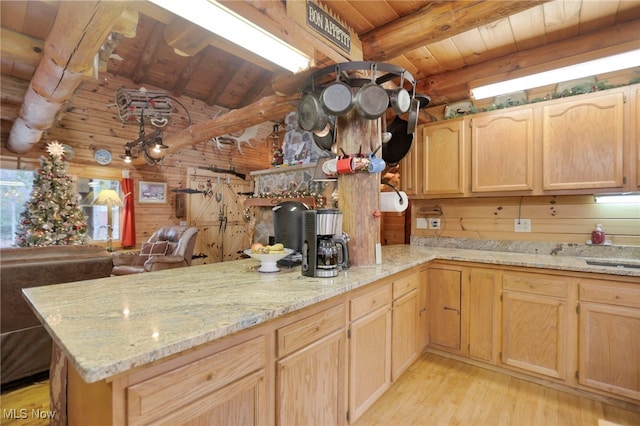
[470,107,534,193]
[403,119,468,198]
[542,89,625,191]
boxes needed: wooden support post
[336,111,381,267]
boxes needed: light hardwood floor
[1,353,639,425]
[354,353,640,426]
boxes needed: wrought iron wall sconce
[120,95,192,165]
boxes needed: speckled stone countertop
[22,244,640,384]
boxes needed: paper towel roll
[380,191,408,212]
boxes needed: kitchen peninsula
[23,244,640,425]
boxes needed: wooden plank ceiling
[1,0,640,153]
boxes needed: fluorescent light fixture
[471,49,640,100]
[149,0,310,73]
[594,193,640,204]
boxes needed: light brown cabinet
[276,303,346,426]
[577,278,640,401]
[501,272,568,380]
[467,268,500,363]
[348,282,392,423]
[391,272,419,381]
[124,335,268,426]
[421,119,467,195]
[427,266,463,354]
[416,268,429,353]
[470,107,534,192]
[542,90,625,191]
[407,84,638,199]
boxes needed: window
[78,178,121,243]
[0,169,121,248]
[0,170,33,248]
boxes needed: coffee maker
[302,209,349,278]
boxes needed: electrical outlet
[429,218,441,229]
[416,218,428,229]
[514,218,531,232]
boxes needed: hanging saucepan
[382,116,413,165]
[406,97,420,135]
[354,66,389,120]
[297,93,328,132]
[387,72,411,115]
[320,71,353,116]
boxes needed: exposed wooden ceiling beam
[361,1,551,62]
[130,92,300,165]
[7,1,130,154]
[0,28,44,69]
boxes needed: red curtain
[120,178,136,247]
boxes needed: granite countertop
[22,244,640,384]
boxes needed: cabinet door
[578,302,640,401]
[501,291,566,379]
[421,119,467,195]
[470,108,534,192]
[391,289,418,381]
[468,268,499,363]
[400,133,419,196]
[416,269,429,353]
[542,91,625,190]
[428,268,462,352]
[277,330,345,426]
[348,305,392,423]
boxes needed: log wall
[411,195,640,246]
[1,72,273,248]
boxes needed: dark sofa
[0,245,113,386]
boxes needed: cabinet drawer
[127,335,265,425]
[392,273,418,299]
[350,283,392,320]
[579,280,640,309]
[503,272,567,298]
[277,303,345,357]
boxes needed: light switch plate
[417,218,428,229]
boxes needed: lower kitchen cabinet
[123,335,268,426]
[348,283,392,423]
[416,267,429,353]
[468,268,500,363]
[428,266,463,354]
[391,271,419,381]
[501,272,568,380]
[276,331,345,426]
[276,303,346,426]
[577,278,640,401]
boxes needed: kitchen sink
[585,259,640,269]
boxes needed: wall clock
[94,149,112,165]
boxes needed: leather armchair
[112,226,198,275]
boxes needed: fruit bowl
[244,248,294,273]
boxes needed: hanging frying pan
[387,72,411,115]
[320,71,353,116]
[297,93,328,132]
[382,116,413,165]
[354,66,389,120]
[312,119,335,152]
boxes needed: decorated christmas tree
[15,141,88,246]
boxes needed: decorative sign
[306,1,351,54]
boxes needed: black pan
[382,116,413,165]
